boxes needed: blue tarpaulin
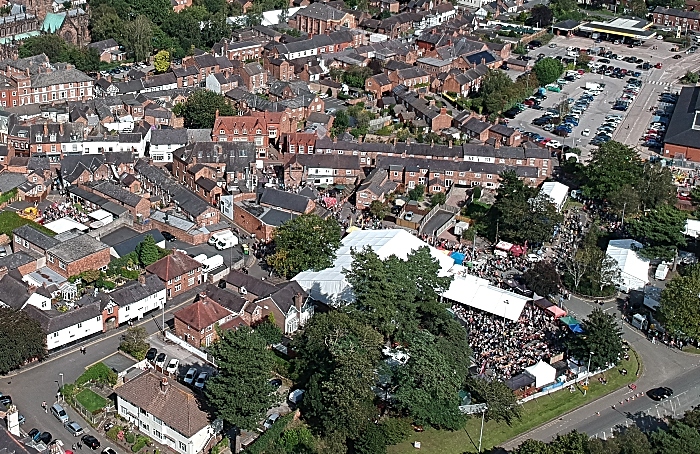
[451,252,465,265]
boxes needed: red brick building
[173,295,234,347]
[46,234,111,278]
[146,251,203,300]
[289,2,356,36]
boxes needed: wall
[118,289,166,324]
[47,314,103,350]
[48,247,111,278]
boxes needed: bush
[106,426,121,441]
[381,417,412,445]
[125,433,136,444]
[76,362,118,386]
[131,437,148,452]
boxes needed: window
[346,170,352,175]
[188,269,195,276]
[487,174,493,179]
[445,171,453,176]
[299,145,304,153]
[174,276,181,282]
[141,422,149,431]
[475,173,481,178]
[433,173,440,178]
[179,442,187,452]
[188,277,195,286]
[48,255,54,263]
[78,323,82,328]
[175,283,182,292]
[409,172,415,177]
[153,430,162,440]
[59,261,66,270]
[107,306,113,315]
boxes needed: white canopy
[44,217,89,235]
[685,219,700,238]
[524,360,556,388]
[442,267,530,322]
[294,229,530,321]
[539,182,570,212]
[606,239,650,292]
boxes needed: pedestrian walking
[77,442,82,450]
[42,401,47,412]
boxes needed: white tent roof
[539,182,569,211]
[294,229,530,321]
[442,267,529,322]
[524,360,556,388]
[606,239,650,291]
[44,217,89,234]
[685,219,700,238]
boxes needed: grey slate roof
[0,172,27,192]
[224,270,279,297]
[47,234,109,262]
[109,274,165,307]
[31,64,92,88]
[88,181,143,207]
[112,230,166,258]
[24,298,102,334]
[13,224,59,250]
[293,2,347,20]
[662,86,700,149]
[259,187,310,214]
[150,128,188,146]
[0,273,32,309]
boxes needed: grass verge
[389,352,640,454]
[75,388,108,413]
[682,345,700,354]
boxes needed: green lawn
[389,353,640,454]
[682,345,700,354]
[75,389,108,413]
[0,211,55,237]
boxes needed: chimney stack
[199,291,208,300]
[138,274,146,285]
[294,292,303,312]
[160,377,169,393]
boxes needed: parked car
[28,429,40,442]
[0,395,11,406]
[647,387,673,401]
[166,359,180,375]
[39,432,52,445]
[160,231,176,242]
[582,129,590,136]
[155,353,167,369]
[145,348,157,362]
[194,372,208,390]
[82,435,101,450]
[263,413,280,430]
[184,368,198,385]
[65,421,84,437]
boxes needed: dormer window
[242,129,247,134]
[234,129,238,135]
[256,129,262,134]
[49,134,56,142]
[35,134,42,142]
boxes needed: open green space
[75,388,108,413]
[0,211,55,237]
[389,353,640,454]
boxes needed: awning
[546,305,567,319]
[335,185,346,189]
[560,315,583,333]
[495,241,513,251]
[451,252,466,265]
[534,298,553,310]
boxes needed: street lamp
[59,373,64,390]
[584,351,594,396]
[478,406,488,453]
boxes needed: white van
[215,235,239,251]
[208,229,234,246]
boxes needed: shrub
[381,417,412,445]
[125,433,136,444]
[131,439,148,452]
[106,426,121,441]
[76,362,118,386]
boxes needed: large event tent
[539,182,570,212]
[606,239,650,292]
[524,360,557,388]
[293,229,530,322]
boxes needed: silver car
[65,421,84,437]
[184,368,198,385]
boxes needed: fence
[164,331,216,365]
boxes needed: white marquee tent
[606,239,650,292]
[524,360,556,388]
[539,182,570,212]
[293,229,530,322]
[685,219,700,238]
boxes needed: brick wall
[233,203,276,241]
[47,247,111,278]
[163,270,202,299]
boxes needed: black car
[0,395,11,405]
[160,231,176,242]
[269,378,283,389]
[82,435,101,450]
[145,348,157,362]
[28,428,40,441]
[39,432,52,445]
[648,387,673,401]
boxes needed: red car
[655,62,663,69]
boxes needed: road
[1,288,201,454]
[502,294,700,449]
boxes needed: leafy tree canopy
[566,308,623,371]
[660,264,700,338]
[0,307,46,374]
[627,205,687,260]
[173,89,235,128]
[267,214,342,279]
[533,57,564,86]
[18,35,100,72]
[523,261,561,297]
[206,326,277,430]
[119,326,150,360]
[136,235,161,267]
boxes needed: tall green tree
[533,57,564,86]
[523,261,561,297]
[660,264,700,338]
[18,34,66,61]
[173,89,234,128]
[583,141,643,200]
[566,308,623,371]
[0,307,46,374]
[527,5,554,26]
[479,69,514,114]
[267,214,342,279]
[393,330,468,430]
[119,325,150,359]
[466,377,521,425]
[638,162,676,210]
[89,5,125,42]
[627,205,687,260]
[123,15,153,63]
[650,421,700,454]
[206,327,277,430]
[136,235,160,266]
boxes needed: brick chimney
[0,266,7,280]
[440,106,447,115]
[160,377,170,393]
[138,274,146,285]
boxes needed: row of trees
[18,35,101,72]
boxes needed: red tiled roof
[146,251,201,281]
[174,297,232,331]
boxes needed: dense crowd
[40,199,92,224]
[453,304,565,380]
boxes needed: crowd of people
[38,199,94,224]
[453,304,565,380]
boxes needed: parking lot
[506,33,700,160]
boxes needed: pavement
[509,34,700,162]
[0,287,201,454]
[502,293,700,449]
